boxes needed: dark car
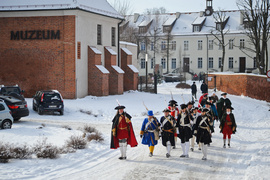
[0,95,29,121]
[33,90,64,115]
[0,85,25,100]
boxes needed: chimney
[176,12,181,19]
[200,11,204,17]
[240,10,244,25]
[134,13,140,23]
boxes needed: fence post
[154,74,157,94]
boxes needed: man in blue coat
[140,110,160,157]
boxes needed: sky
[107,0,239,14]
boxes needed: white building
[120,0,270,78]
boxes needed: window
[194,25,200,32]
[111,27,116,46]
[151,58,154,69]
[219,57,222,68]
[141,41,146,51]
[161,41,166,50]
[184,41,189,51]
[77,41,81,59]
[216,23,222,30]
[208,40,213,50]
[0,104,5,111]
[198,40,203,50]
[208,57,213,68]
[150,42,154,51]
[229,57,234,69]
[161,58,166,69]
[97,24,102,45]
[229,39,234,49]
[171,41,176,50]
[240,39,245,49]
[171,58,176,69]
[253,57,257,68]
[198,57,203,69]
[219,42,223,50]
[141,58,146,69]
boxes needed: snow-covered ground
[0,81,269,180]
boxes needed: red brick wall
[88,46,109,96]
[104,47,123,95]
[121,49,138,91]
[0,16,76,99]
[208,74,270,102]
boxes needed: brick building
[0,0,138,99]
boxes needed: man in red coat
[110,105,138,160]
[168,100,179,149]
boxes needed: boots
[119,142,127,160]
[223,139,226,148]
[185,142,190,158]
[180,143,186,157]
[201,144,207,160]
[228,139,231,148]
[149,146,154,157]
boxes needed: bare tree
[208,10,231,72]
[237,0,270,74]
[109,0,134,15]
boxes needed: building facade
[120,1,270,77]
[0,0,132,98]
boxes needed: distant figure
[200,81,208,94]
[217,93,232,121]
[193,73,198,81]
[191,82,197,101]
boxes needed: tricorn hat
[202,108,209,113]
[226,106,234,110]
[163,108,171,112]
[221,92,227,96]
[187,101,195,106]
[180,104,187,110]
[168,100,178,107]
[115,105,125,110]
[148,110,154,116]
[205,101,211,105]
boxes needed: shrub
[85,131,104,142]
[33,138,60,159]
[10,145,32,159]
[65,135,87,150]
[0,143,12,163]
[83,125,97,134]
[62,125,72,130]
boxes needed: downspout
[118,19,124,66]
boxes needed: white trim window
[161,41,166,50]
[141,58,146,69]
[208,57,213,68]
[198,40,203,50]
[171,41,176,51]
[198,57,203,69]
[141,41,146,51]
[229,57,234,69]
[229,39,234,50]
[208,40,213,50]
[161,58,166,69]
[240,39,245,49]
[171,58,176,69]
[184,40,189,51]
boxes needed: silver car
[0,100,14,129]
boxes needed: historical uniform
[220,106,237,148]
[217,93,232,120]
[110,105,138,160]
[140,110,160,157]
[168,100,179,149]
[190,107,201,151]
[176,104,192,158]
[205,101,215,133]
[160,108,176,158]
[194,108,212,160]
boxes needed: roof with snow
[122,10,245,36]
[0,0,123,19]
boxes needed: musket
[116,99,121,106]
[181,93,185,104]
[170,91,174,100]
[142,101,149,111]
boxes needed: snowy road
[0,81,269,180]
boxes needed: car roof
[38,90,60,94]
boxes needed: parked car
[0,95,29,121]
[0,85,25,100]
[33,90,64,115]
[0,100,14,129]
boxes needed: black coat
[191,84,197,94]
[176,112,192,143]
[217,97,232,120]
[160,115,176,147]
[194,115,212,145]
[220,113,237,133]
[200,83,208,93]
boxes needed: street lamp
[145,54,148,90]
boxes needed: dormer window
[215,16,230,30]
[216,23,222,30]
[194,25,201,32]
[163,26,171,33]
[139,26,146,34]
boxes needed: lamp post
[145,54,148,91]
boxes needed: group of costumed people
[110,92,237,161]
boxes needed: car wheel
[14,118,21,121]
[38,107,43,115]
[2,120,12,129]
[60,110,64,115]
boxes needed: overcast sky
[107,0,239,14]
